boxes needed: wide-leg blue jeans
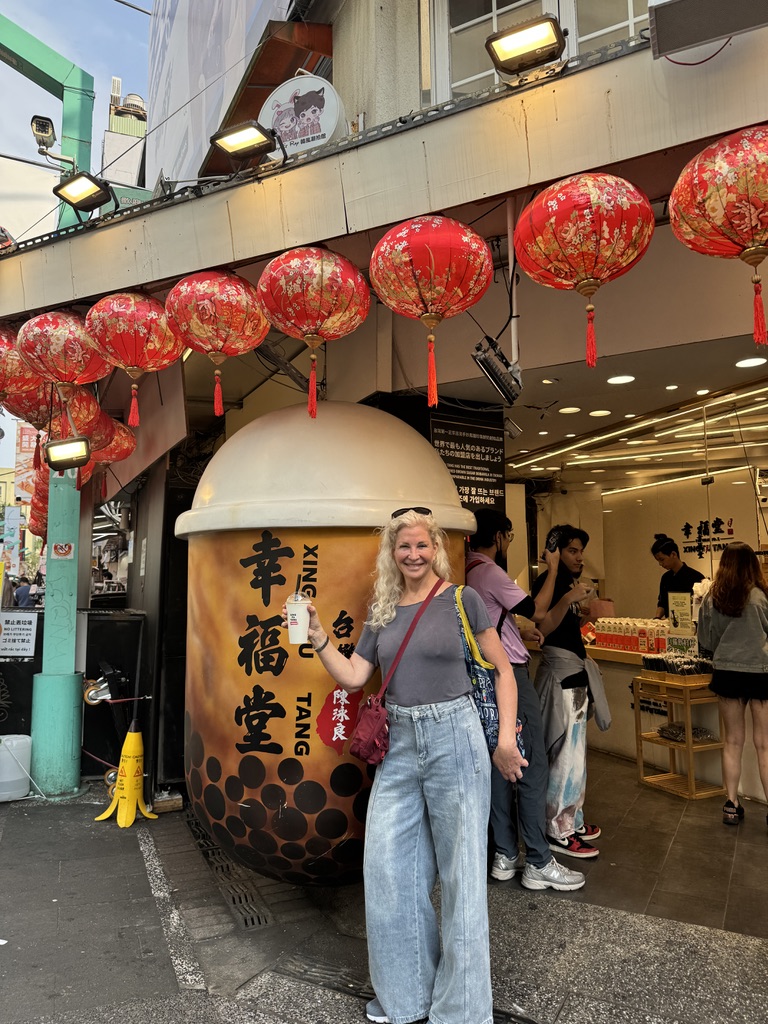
[363,695,493,1024]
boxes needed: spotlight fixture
[485,15,567,78]
[53,171,115,213]
[210,119,280,164]
[44,435,91,471]
[472,336,523,406]
[504,417,523,439]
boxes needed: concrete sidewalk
[1,787,767,1024]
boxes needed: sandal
[722,799,744,825]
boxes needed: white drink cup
[286,591,311,644]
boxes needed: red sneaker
[575,822,601,840]
[547,833,599,858]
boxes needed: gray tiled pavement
[1,752,767,1024]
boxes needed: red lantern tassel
[427,334,438,408]
[586,305,597,368]
[753,275,767,346]
[213,370,224,416]
[128,384,140,427]
[33,434,41,470]
[308,353,318,419]
[76,468,83,491]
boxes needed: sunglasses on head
[391,506,432,519]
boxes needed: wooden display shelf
[633,675,725,800]
[638,771,725,800]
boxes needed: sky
[0,0,152,467]
[0,0,152,175]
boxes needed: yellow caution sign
[95,721,158,828]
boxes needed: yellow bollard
[95,720,157,827]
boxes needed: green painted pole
[30,469,83,796]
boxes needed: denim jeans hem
[428,1015,493,1024]
[390,1013,430,1024]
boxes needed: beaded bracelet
[314,636,330,654]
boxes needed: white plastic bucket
[0,734,32,801]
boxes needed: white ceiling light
[603,508,613,512]
[607,375,635,384]
[545,465,559,470]
[732,480,747,485]
[541,378,558,384]
[538,430,549,435]
[605,465,751,495]
[696,389,710,396]
[665,384,678,391]
[589,410,611,417]
[559,407,581,414]
[530,465,545,471]
[592,468,605,473]
[625,413,636,418]
[583,480,596,484]
[565,433,576,438]
[736,357,767,368]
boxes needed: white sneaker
[366,997,390,1023]
[490,850,526,881]
[521,857,585,891]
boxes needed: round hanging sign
[258,74,345,158]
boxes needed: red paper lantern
[369,216,493,406]
[2,380,63,469]
[85,292,185,427]
[51,388,116,454]
[514,173,655,366]
[17,311,113,394]
[0,324,42,398]
[669,126,768,346]
[165,270,270,415]
[258,247,370,417]
[91,420,137,464]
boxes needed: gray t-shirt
[355,585,492,707]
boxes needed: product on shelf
[594,617,669,653]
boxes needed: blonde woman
[296,508,525,1024]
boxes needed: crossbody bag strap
[376,577,443,699]
[465,559,508,636]
[455,585,495,670]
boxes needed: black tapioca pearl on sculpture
[249,829,278,855]
[293,780,327,814]
[315,807,348,840]
[206,756,222,783]
[212,822,235,849]
[353,787,371,823]
[261,784,286,810]
[238,754,266,789]
[330,763,364,798]
[239,798,266,831]
[271,806,308,842]
[226,815,247,838]
[267,855,293,873]
[225,774,245,802]
[203,783,226,821]
[303,857,338,878]
[280,842,306,860]
[188,730,205,768]
[188,767,204,800]
[332,837,365,865]
[305,835,332,857]
[233,844,268,870]
[277,758,304,785]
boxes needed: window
[575,0,648,52]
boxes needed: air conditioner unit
[648,0,768,60]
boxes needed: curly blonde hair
[367,510,453,630]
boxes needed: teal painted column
[30,468,83,796]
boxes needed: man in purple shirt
[467,507,585,891]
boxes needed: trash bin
[0,734,32,801]
[175,401,473,885]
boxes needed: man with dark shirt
[467,508,585,891]
[651,534,705,618]
[14,576,35,608]
[532,525,608,859]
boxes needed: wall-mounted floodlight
[53,172,115,214]
[31,114,57,149]
[210,120,277,162]
[472,336,524,406]
[485,16,566,77]
[44,435,91,471]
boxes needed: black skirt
[710,669,768,702]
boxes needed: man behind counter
[651,533,704,619]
